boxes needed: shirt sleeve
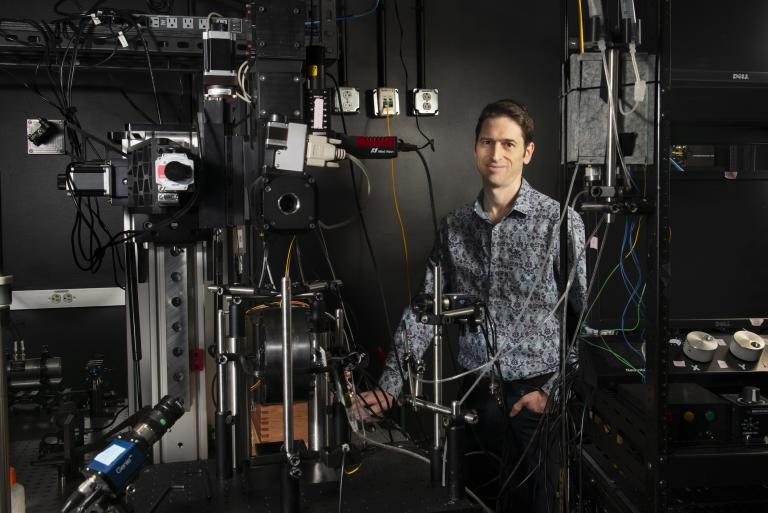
[379,220,449,399]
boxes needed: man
[357,99,586,511]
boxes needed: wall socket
[182,17,194,29]
[410,88,439,116]
[166,16,178,28]
[333,86,360,114]
[370,87,400,117]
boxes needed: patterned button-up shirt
[379,178,587,398]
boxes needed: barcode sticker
[117,31,128,48]
[673,360,686,368]
[717,360,728,369]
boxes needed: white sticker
[90,13,101,25]
[94,443,127,466]
[589,236,599,250]
[313,98,324,129]
[750,318,765,327]
[117,31,128,48]
[717,339,726,347]
[673,360,686,368]
[717,360,728,369]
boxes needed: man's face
[474,116,535,191]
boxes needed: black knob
[164,161,193,182]
[741,386,761,404]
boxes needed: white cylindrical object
[730,331,766,362]
[683,331,718,363]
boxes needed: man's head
[473,99,535,191]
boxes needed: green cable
[581,337,644,378]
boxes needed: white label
[117,31,128,48]
[717,339,727,347]
[673,360,686,368]
[717,360,728,369]
[589,236,599,250]
[94,443,127,466]
[90,13,101,25]
[313,98,324,129]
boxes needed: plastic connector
[306,135,345,168]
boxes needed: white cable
[598,43,634,187]
[205,11,224,30]
[319,154,372,230]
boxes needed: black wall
[1,0,564,397]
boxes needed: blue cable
[671,158,685,173]
[306,0,380,25]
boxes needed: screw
[293,41,300,49]
[173,347,184,357]
[122,178,128,184]
[257,6,265,12]
[265,185,272,192]
[171,272,182,282]
[171,296,182,307]
[172,322,181,332]
[259,75,266,81]
[293,76,300,83]
[257,40,265,48]
[292,8,300,14]
[293,110,301,117]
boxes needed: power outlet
[333,86,360,114]
[371,87,399,117]
[166,16,178,29]
[410,88,439,116]
[182,17,194,29]
[198,18,207,29]
[149,16,161,28]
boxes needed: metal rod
[215,308,232,479]
[604,47,620,224]
[281,277,295,457]
[0,284,12,513]
[431,262,443,483]
[408,397,477,425]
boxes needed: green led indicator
[160,418,167,426]
[704,411,716,422]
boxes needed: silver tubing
[281,277,295,457]
[604,47,620,224]
[226,334,238,417]
[308,333,329,452]
[432,263,443,451]
[216,309,226,415]
[0,276,13,513]
[409,397,478,425]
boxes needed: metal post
[0,165,10,508]
[0,275,13,513]
[604,47,620,224]
[215,307,232,479]
[281,277,300,513]
[430,263,443,484]
[281,277,295,457]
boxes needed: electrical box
[333,86,360,114]
[370,87,400,117]
[410,88,439,116]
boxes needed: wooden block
[251,402,309,449]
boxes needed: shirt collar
[473,178,535,222]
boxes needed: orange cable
[387,113,413,301]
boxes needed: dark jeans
[462,377,557,513]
